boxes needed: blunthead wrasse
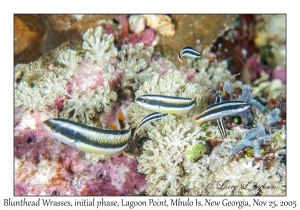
[133,112,167,140]
[178,47,201,64]
[193,100,250,125]
[43,118,131,156]
[135,94,195,116]
[215,93,227,139]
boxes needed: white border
[2,1,297,209]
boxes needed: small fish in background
[193,100,251,125]
[178,47,201,64]
[100,104,128,130]
[135,94,195,116]
[132,112,167,140]
[215,93,227,139]
[43,118,132,156]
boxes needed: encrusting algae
[14,15,286,196]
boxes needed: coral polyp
[14,14,286,196]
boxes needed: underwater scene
[14,14,286,196]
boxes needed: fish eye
[141,99,148,104]
[52,124,60,133]
[239,104,246,109]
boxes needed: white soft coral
[82,26,118,67]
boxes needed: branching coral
[184,141,286,195]
[128,70,205,128]
[188,52,235,90]
[60,84,117,125]
[56,49,82,81]
[15,60,47,86]
[130,59,286,196]
[127,70,211,195]
[137,114,205,195]
[252,79,285,102]
[15,26,119,125]
[15,72,68,116]
[118,42,162,89]
[230,123,273,158]
[129,15,175,38]
[82,26,118,67]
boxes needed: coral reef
[129,60,285,195]
[14,14,115,65]
[15,152,146,195]
[14,15,286,196]
[183,155,285,195]
[82,26,117,66]
[156,15,236,63]
[14,110,146,196]
[129,15,175,38]
[118,42,162,89]
[255,15,286,67]
[128,70,205,128]
[230,123,273,157]
[137,114,205,195]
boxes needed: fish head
[238,103,251,111]
[43,118,61,133]
[43,118,78,147]
[135,95,155,110]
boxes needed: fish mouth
[43,120,51,128]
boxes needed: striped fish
[133,112,167,140]
[43,118,131,156]
[178,47,201,63]
[135,94,195,116]
[215,93,227,139]
[193,100,250,125]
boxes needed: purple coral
[230,123,273,157]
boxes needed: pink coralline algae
[70,61,105,94]
[78,155,146,195]
[271,66,286,85]
[115,15,130,41]
[156,59,172,75]
[246,54,272,81]
[14,111,146,196]
[136,28,156,46]
[47,95,67,112]
[246,54,286,84]
[182,69,197,81]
